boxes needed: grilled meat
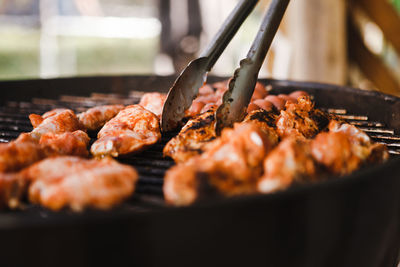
[163,109,217,163]
[258,137,318,194]
[40,130,90,157]
[186,81,269,118]
[164,123,274,205]
[0,172,28,209]
[91,105,161,157]
[247,91,309,113]
[138,92,166,118]
[243,109,279,145]
[77,104,124,131]
[328,120,372,145]
[311,122,389,174]
[276,96,330,139]
[25,156,138,211]
[311,132,366,175]
[29,109,83,140]
[165,107,279,163]
[0,129,90,173]
[0,138,45,173]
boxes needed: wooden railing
[348,0,400,96]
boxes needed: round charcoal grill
[0,75,400,267]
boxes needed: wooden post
[287,0,347,85]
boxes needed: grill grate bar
[370,135,400,141]
[327,108,347,114]
[357,127,395,134]
[337,114,369,121]
[349,121,385,127]
[377,141,400,147]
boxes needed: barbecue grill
[0,75,400,267]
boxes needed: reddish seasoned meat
[91,105,161,157]
[40,130,90,157]
[243,109,279,145]
[138,92,166,118]
[26,156,138,211]
[311,132,366,175]
[164,109,217,163]
[164,123,274,205]
[78,105,124,131]
[258,138,318,194]
[0,139,45,173]
[311,124,389,174]
[276,96,330,139]
[29,109,83,140]
[0,129,90,173]
[0,172,29,209]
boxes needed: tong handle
[200,0,259,71]
[247,0,289,69]
[215,0,290,133]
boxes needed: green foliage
[0,27,158,80]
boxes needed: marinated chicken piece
[243,109,279,145]
[202,123,274,194]
[138,92,166,118]
[29,109,83,140]
[329,120,389,164]
[29,108,70,128]
[328,120,371,145]
[311,123,389,174]
[40,130,90,157]
[0,129,90,172]
[91,105,161,157]
[311,132,367,175]
[164,123,274,205]
[0,139,45,173]
[163,109,217,163]
[165,107,279,163]
[258,137,318,194]
[25,156,138,211]
[0,172,29,209]
[276,96,330,139]
[77,105,124,131]
[163,161,213,206]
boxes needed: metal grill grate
[0,92,399,214]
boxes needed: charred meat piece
[40,130,90,157]
[138,92,166,118]
[164,123,274,205]
[29,109,83,140]
[243,109,279,145]
[186,81,269,118]
[165,108,279,163]
[25,156,138,211]
[276,96,330,139]
[78,105,124,131]
[91,105,161,157]
[258,137,318,194]
[0,172,29,209]
[163,109,217,163]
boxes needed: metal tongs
[161,0,290,133]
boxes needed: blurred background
[0,0,400,96]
